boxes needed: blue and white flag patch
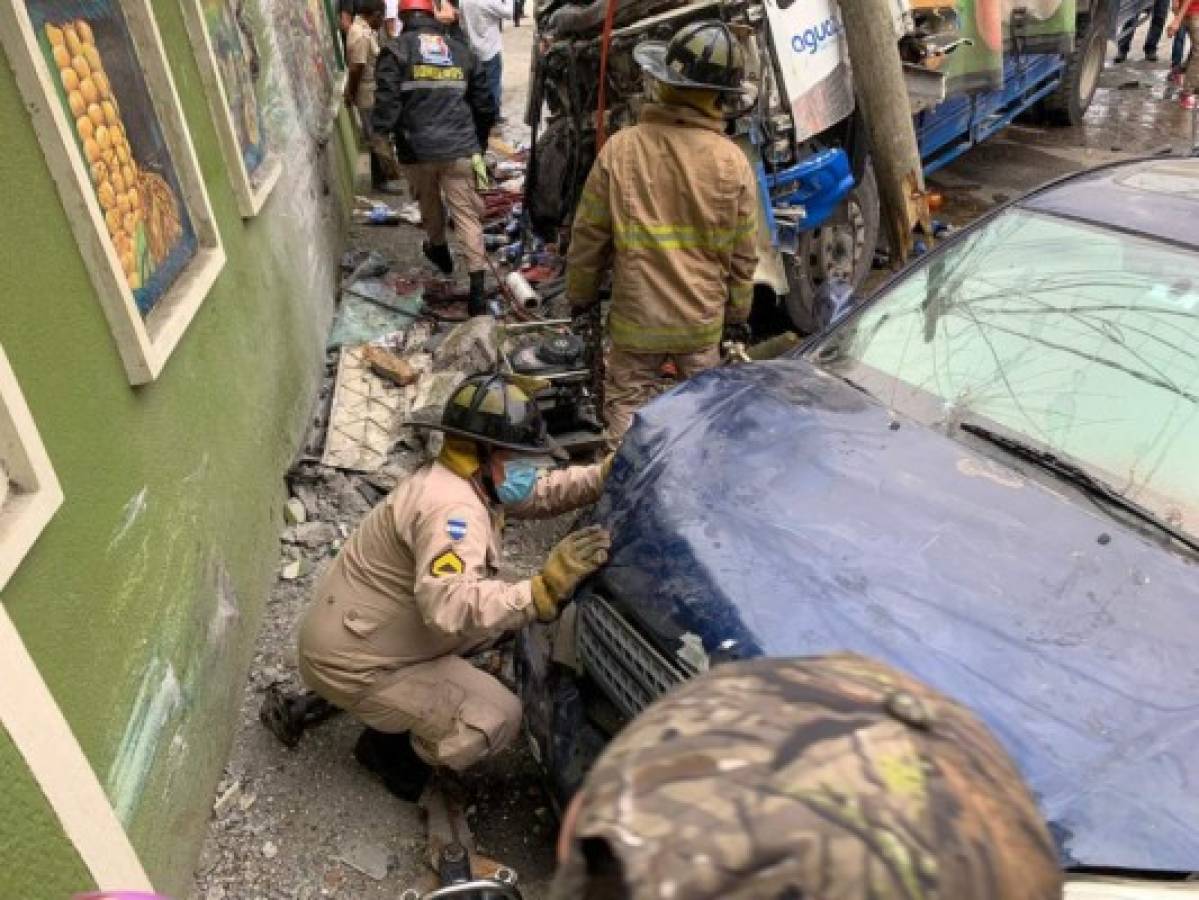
[446,517,468,541]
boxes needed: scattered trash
[284,497,307,526]
[328,291,423,349]
[262,841,278,860]
[431,316,499,375]
[504,271,540,311]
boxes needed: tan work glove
[531,525,611,621]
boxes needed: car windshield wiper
[959,421,1199,556]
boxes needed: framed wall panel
[1,0,226,384]
[180,0,281,218]
[0,346,64,591]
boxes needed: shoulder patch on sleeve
[446,514,469,541]
[430,549,466,578]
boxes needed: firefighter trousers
[603,346,722,448]
[403,158,487,273]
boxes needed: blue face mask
[495,459,539,505]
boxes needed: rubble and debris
[431,316,499,375]
[408,372,466,424]
[337,836,391,881]
[262,841,278,860]
[213,780,242,818]
[284,497,308,526]
[363,344,420,387]
[280,558,312,581]
[321,346,406,473]
[288,522,341,548]
[328,291,423,349]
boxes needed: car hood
[592,358,1199,873]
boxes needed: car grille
[576,594,687,720]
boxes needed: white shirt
[461,0,510,62]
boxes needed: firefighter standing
[297,375,610,798]
[566,21,759,446]
[373,0,497,314]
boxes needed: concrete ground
[190,18,1193,900]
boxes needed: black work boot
[353,727,432,802]
[468,270,489,317]
[423,241,454,275]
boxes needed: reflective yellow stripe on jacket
[613,218,755,252]
[608,311,724,352]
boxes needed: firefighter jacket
[371,17,496,164]
[566,103,759,354]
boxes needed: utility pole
[837,0,932,264]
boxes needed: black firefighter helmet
[633,20,746,93]
[408,373,566,459]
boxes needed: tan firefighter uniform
[297,459,603,770]
[566,102,759,443]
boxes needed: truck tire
[783,163,880,335]
[1043,15,1106,125]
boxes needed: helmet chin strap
[476,443,503,505]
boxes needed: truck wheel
[783,163,880,335]
[1043,16,1105,125]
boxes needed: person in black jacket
[373,0,497,314]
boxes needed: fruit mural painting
[28,0,198,316]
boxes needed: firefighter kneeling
[297,374,610,798]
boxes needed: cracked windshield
[812,208,1199,541]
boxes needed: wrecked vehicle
[524,0,1153,332]
[518,157,1199,891]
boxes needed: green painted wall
[0,729,95,896]
[0,0,357,893]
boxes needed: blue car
[518,157,1199,895]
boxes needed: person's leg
[1174,27,1188,70]
[1186,17,1199,92]
[484,52,503,118]
[404,162,446,246]
[354,654,523,771]
[603,349,666,448]
[439,158,489,311]
[359,106,386,188]
[1144,0,1170,55]
[673,345,723,381]
[1117,17,1134,58]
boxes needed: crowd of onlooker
[1114,0,1198,109]
[338,0,516,192]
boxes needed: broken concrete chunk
[290,522,340,548]
[336,836,390,880]
[362,344,419,387]
[432,316,498,375]
[284,497,308,526]
[280,558,312,581]
[409,372,465,422]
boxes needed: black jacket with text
[371,16,496,164]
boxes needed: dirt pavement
[190,18,1194,900]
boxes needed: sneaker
[1182,92,1198,110]
[1170,67,1185,86]
[1114,52,1128,63]
[1145,51,1159,62]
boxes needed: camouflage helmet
[551,653,1062,900]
